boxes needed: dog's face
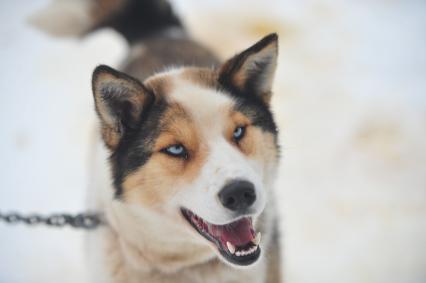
[92,34,279,267]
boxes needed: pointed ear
[218,33,278,105]
[92,65,154,150]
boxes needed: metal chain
[0,211,105,230]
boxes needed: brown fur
[123,38,220,82]
[91,0,126,25]
[227,111,254,154]
[218,34,278,105]
[180,67,219,89]
[144,74,175,99]
[229,43,277,92]
[248,129,278,167]
[122,102,209,206]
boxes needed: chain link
[0,211,105,230]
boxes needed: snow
[0,0,425,282]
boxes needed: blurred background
[0,0,425,282]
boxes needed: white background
[0,0,425,282]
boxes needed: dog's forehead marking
[167,72,235,136]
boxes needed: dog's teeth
[235,251,242,256]
[253,232,261,245]
[226,242,236,254]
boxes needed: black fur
[233,97,278,137]
[93,65,155,131]
[92,65,167,198]
[111,97,168,198]
[96,0,183,43]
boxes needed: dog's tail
[29,0,183,43]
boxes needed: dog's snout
[218,180,256,212]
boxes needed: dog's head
[91,34,280,267]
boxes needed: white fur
[87,71,276,282]
[28,0,93,37]
[87,132,269,282]
[168,77,266,225]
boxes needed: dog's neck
[104,198,217,273]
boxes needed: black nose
[218,180,256,211]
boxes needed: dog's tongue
[208,217,255,246]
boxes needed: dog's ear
[218,33,278,105]
[92,65,154,150]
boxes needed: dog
[31,0,282,282]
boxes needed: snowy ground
[0,0,425,282]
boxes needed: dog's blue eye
[163,144,188,158]
[233,126,246,141]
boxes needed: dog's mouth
[181,208,261,266]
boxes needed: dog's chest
[87,225,267,283]
[125,260,266,283]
